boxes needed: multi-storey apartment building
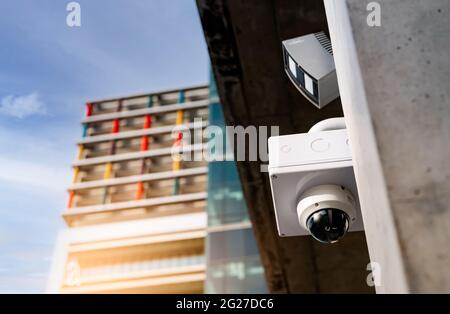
[47,79,267,294]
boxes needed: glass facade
[206,228,267,293]
[206,71,268,293]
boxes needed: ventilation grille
[314,32,333,55]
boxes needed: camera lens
[306,208,349,243]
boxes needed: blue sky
[0,0,208,293]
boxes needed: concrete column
[325,0,450,293]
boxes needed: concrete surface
[325,0,450,292]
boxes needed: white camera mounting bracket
[268,128,364,237]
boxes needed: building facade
[205,75,267,293]
[47,80,267,293]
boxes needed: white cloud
[0,92,46,118]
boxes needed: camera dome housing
[297,184,357,243]
[306,208,349,243]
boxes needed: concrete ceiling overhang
[196,0,374,293]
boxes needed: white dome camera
[297,184,357,243]
[268,118,364,243]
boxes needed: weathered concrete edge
[323,0,409,293]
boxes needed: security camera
[268,118,363,243]
[282,32,339,109]
[297,185,357,243]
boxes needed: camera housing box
[282,32,339,109]
[268,129,364,237]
